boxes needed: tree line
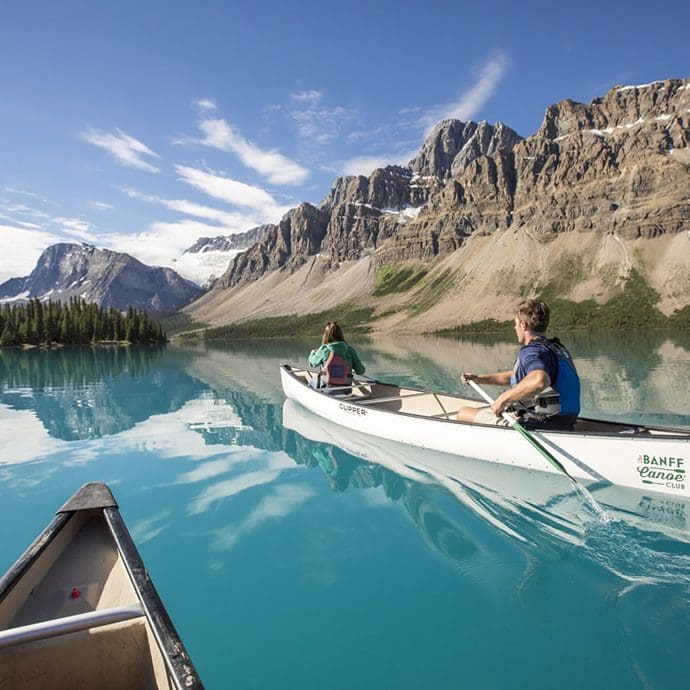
[0,298,166,346]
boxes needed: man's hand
[491,391,510,417]
[460,372,477,385]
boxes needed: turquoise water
[1,334,690,689]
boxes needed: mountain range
[185,78,690,333]
[2,78,688,331]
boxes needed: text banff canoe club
[637,454,686,490]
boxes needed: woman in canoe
[308,321,365,390]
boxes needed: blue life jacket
[510,337,580,418]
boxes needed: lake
[1,333,690,689]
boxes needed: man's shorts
[474,405,511,426]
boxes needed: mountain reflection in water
[0,345,205,440]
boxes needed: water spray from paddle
[467,380,610,521]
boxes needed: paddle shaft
[467,379,573,480]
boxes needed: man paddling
[457,298,581,429]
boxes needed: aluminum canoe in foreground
[0,482,204,690]
[280,364,690,498]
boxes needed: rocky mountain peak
[0,243,203,313]
[410,119,523,179]
[201,78,688,303]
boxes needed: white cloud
[285,90,357,146]
[0,216,41,230]
[89,201,113,211]
[334,52,511,174]
[340,155,395,177]
[0,225,61,282]
[195,98,217,112]
[80,128,161,173]
[2,186,47,202]
[129,509,172,544]
[338,146,420,177]
[420,52,511,134]
[54,217,97,243]
[0,404,67,464]
[186,453,296,516]
[121,186,263,229]
[290,90,322,105]
[210,483,314,552]
[0,200,102,280]
[0,201,51,221]
[101,218,232,269]
[195,117,309,185]
[175,165,292,218]
[97,186,279,281]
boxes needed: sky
[1,0,688,284]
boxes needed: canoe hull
[280,365,690,498]
[282,398,690,541]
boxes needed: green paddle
[467,379,574,480]
[467,380,611,519]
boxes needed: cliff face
[186,79,690,330]
[374,79,690,263]
[218,120,523,288]
[0,243,204,313]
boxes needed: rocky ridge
[183,225,271,254]
[0,243,204,313]
[219,120,522,289]
[186,79,690,331]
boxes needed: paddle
[467,379,611,519]
[466,379,574,480]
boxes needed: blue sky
[1,0,688,283]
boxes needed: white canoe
[280,364,690,498]
[0,483,203,690]
[282,398,690,542]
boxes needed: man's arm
[461,370,512,387]
[492,369,551,416]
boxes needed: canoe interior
[287,366,690,438]
[0,509,176,690]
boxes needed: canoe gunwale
[103,505,204,689]
[0,512,71,610]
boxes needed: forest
[0,298,165,346]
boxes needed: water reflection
[171,336,690,565]
[0,346,206,441]
[283,400,690,601]
[2,331,688,451]
[2,334,690,690]
[3,336,690,565]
